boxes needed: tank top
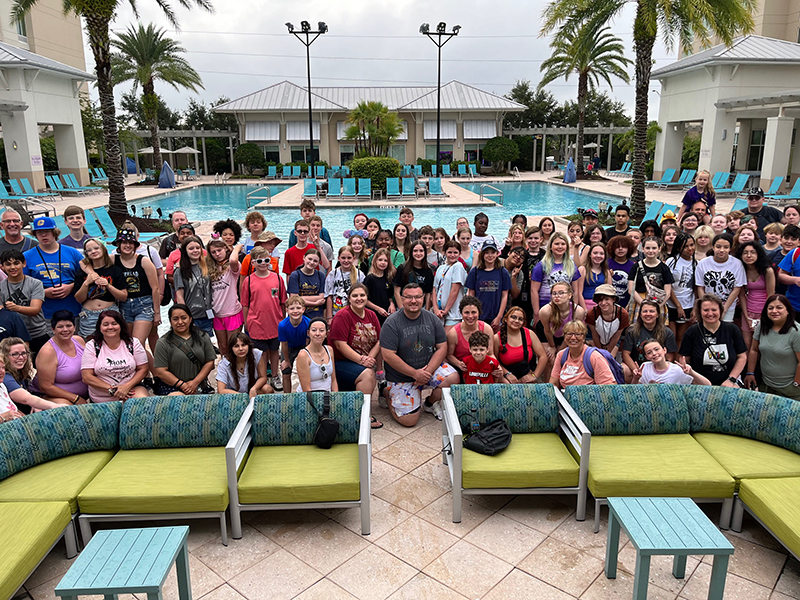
[552,304,574,338]
[454,322,486,363]
[746,273,768,315]
[31,338,89,397]
[497,327,535,369]
[115,254,152,299]
[296,346,332,392]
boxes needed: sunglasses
[254,258,270,265]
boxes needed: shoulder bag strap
[521,326,529,364]
[306,391,321,417]
[168,335,203,368]
[322,390,331,418]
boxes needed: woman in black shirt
[393,241,434,309]
[364,248,396,324]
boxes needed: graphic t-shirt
[0,383,17,414]
[0,277,47,338]
[679,322,747,385]
[173,264,213,320]
[665,256,696,309]
[466,267,512,322]
[630,261,674,297]
[586,305,630,347]
[393,265,434,295]
[551,347,616,387]
[380,309,447,383]
[434,261,468,322]
[210,268,242,318]
[531,262,580,306]
[288,267,327,319]
[81,338,148,403]
[325,268,365,315]
[463,355,499,384]
[469,234,502,252]
[695,255,746,308]
[23,244,83,318]
[329,306,380,360]
[73,264,126,304]
[607,258,635,307]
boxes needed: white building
[652,35,800,192]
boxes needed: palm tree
[112,24,203,171]
[11,0,212,216]
[542,0,755,219]
[344,101,404,157]
[539,23,630,176]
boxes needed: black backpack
[458,412,512,456]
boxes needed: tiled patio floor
[14,401,799,600]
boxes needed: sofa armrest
[226,398,254,488]
[358,394,372,448]
[555,387,591,491]
[441,389,463,488]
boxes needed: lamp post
[420,22,460,176]
[286,21,328,177]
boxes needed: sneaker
[272,376,283,391]
[378,382,388,408]
[423,401,443,420]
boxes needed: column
[734,119,752,171]
[133,139,140,177]
[532,136,537,173]
[53,123,90,186]
[698,108,737,175]
[541,134,547,171]
[229,135,235,173]
[653,121,685,180]
[0,109,45,191]
[565,134,570,162]
[201,136,208,176]
[607,133,613,170]
[790,128,800,189]
[318,113,330,165]
[760,115,794,193]
[193,134,200,172]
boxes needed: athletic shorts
[386,362,457,417]
[213,311,244,331]
[253,337,279,352]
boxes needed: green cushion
[739,477,800,558]
[238,444,360,504]
[693,433,800,487]
[587,434,735,499]
[451,384,559,433]
[0,450,115,512]
[0,501,71,600]
[78,447,229,514]
[462,433,579,489]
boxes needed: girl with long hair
[325,245,365,319]
[578,243,611,312]
[736,240,776,350]
[364,248,396,323]
[456,226,474,269]
[74,239,127,338]
[113,229,160,348]
[154,303,217,395]
[538,217,555,245]
[430,227,450,267]
[216,332,271,397]
[174,235,214,336]
[567,221,585,265]
[394,241,434,309]
[621,300,678,381]
[579,224,606,263]
[678,169,717,221]
[206,239,244,355]
[537,281,587,365]
[1,337,61,411]
[433,241,468,331]
[530,232,580,326]
[466,241,511,331]
[665,232,697,348]
[502,223,527,259]
[628,236,673,323]
[346,234,370,273]
[661,225,680,259]
[392,222,410,264]
[493,306,548,383]
[365,217,382,252]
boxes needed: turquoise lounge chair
[342,178,356,198]
[342,166,350,176]
[642,201,665,222]
[65,173,101,192]
[414,165,423,177]
[431,164,438,176]
[91,169,108,184]
[712,172,730,188]
[457,164,467,177]
[386,178,401,198]
[731,198,748,212]
[303,179,318,198]
[645,168,675,187]
[266,166,277,179]
[20,178,58,198]
[608,162,631,177]
[402,177,417,198]
[468,164,478,176]
[402,165,412,177]
[91,206,163,243]
[291,166,301,178]
[656,169,696,189]
[357,178,371,199]
[315,166,325,178]
[327,178,342,198]
[764,176,784,196]
[282,166,291,178]
[7,179,25,195]
[716,173,750,195]
[767,178,800,201]
[428,178,444,197]
[442,164,452,177]
[46,175,84,196]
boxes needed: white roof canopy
[423,120,456,140]
[245,121,280,142]
[286,121,320,141]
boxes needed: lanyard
[35,245,62,287]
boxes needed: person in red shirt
[283,219,330,276]
[463,331,501,384]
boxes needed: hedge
[349,157,401,192]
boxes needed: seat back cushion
[0,402,121,480]
[565,384,690,435]
[450,384,558,433]
[686,386,800,454]
[119,394,248,449]
[252,391,364,446]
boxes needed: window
[16,18,26,39]
[259,145,280,163]
[390,144,406,164]
[747,129,765,171]
[425,144,453,162]
[339,144,354,165]
[465,143,486,164]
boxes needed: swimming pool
[136,181,622,243]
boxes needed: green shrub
[234,143,264,174]
[416,158,435,173]
[350,156,401,192]
[483,137,520,173]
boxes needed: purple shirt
[59,234,92,249]
[681,186,716,208]
[531,262,580,307]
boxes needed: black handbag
[461,418,512,456]
[306,391,340,449]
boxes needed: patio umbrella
[173,146,200,154]
[563,157,577,184]
[137,147,175,154]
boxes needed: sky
[86,0,680,123]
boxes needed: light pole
[420,22,460,176]
[287,20,328,177]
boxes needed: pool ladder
[246,186,272,209]
[480,183,503,206]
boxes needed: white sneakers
[423,401,443,421]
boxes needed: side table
[605,497,733,600]
[55,526,191,600]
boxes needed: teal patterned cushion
[686,386,800,454]
[252,392,364,446]
[565,384,690,435]
[0,403,121,481]
[119,394,248,449]
[450,384,558,433]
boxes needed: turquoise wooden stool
[55,526,191,600]
[605,497,734,600]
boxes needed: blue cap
[32,216,56,231]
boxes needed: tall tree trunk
[631,2,656,221]
[576,73,588,176]
[86,14,127,215]
[142,83,162,171]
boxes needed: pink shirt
[81,338,148,402]
[551,346,615,387]
[211,268,242,318]
[241,272,286,340]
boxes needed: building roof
[0,40,93,80]
[715,88,800,109]
[214,80,525,113]
[651,35,800,79]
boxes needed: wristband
[746,372,755,376]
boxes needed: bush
[350,157,401,192]
[483,137,520,173]
[234,143,264,174]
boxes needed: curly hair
[499,306,527,354]
[0,337,33,383]
[213,219,242,243]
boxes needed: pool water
[136,182,622,245]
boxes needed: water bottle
[470,408,480,434]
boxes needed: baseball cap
[32,216,56,231]
[583,208,598,217]
[481,240,499,252]
[747,187,764,198]
[592,284,617,302]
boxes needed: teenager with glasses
[0,337,61,412]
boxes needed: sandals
[371,416,383,429]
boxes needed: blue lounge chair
[327,178,342,198]
[468,164,478,176]
[303,178,318,198]
[46,175,84,196]
[442,164,452,177]
[402,165,412,177]
[315,166,326,178]
[65,173,101,192]
[610,162,633,177]
[414,165,423,177]
[292,166,301,178]
[342,178,356,198]
[767,178,800,201]
[712,172,730,188]
[98,167,109,179]
[428,178,444,197]
[357,178,371,199]
[606,162,626,176]
[402,177,417,198]
[282,166,291,178]
[7,179,24,196]
[731,198,748,212]
[457,164,467,177]
[386,178,401,198]
[342,166,350,176]
[91,168,108,184]
[763,176,784,196]
[430,164,438,176]
[645,168,675,187]
[20,178,58,198]
[91,206,162,243]
[656,170,695,189]
[661,204,679,218]
[642,201,665,222]
[266,166,277,179]
[716,173,750,195]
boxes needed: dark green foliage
[234,143,264,174]
[119,90,181,130]
[504,81,559,129]
[682,135,700,170]
[350,157,401,192]
[483,137,520,173]
[185,97,239,131]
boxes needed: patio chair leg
[231,505,242,540]
[360,494,371,536]
[576,489,587,522]
[64,521,78,559]
[594,499,602,533]
[453,489,462,523]
[731,499,744,533]
[219,513,228,546]
[719,498,733,530]
[79,517,93,546]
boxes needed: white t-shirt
[0,383,17,413]
[666,256,696,309]
[81,338,148,402]
[695,256,746,307]
[324,268,364,315]
[639,362,693,385]
[470,234,502,253]
[433,261,467,321]
[216,349,263,393]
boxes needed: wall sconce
[283,143,286,149]
[12,141,17,150]
[457,141,460,148]
[722,129,727,141]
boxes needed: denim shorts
[79,306,116,338]
[193,317,214,336]
[120,296,155,323]
[335,359,367,391]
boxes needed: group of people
[1,170,799,429]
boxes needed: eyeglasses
[403,295,423,301]
[253,258,270,265]
[564,333,585,338]
[9,352,28,358]
[2,219,21,224]
[295,229,309,234]
[552,291,569,297]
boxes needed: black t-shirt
[631,261,674,295]
[748,206,783,240]
[393,266,434,294]
[605,225,631,242]
[0,308,30,343]
[74,264,126,303]
[622,326,678,364]
[363,273,393,318]
[768,249,788,295]
[679,322,747,385]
